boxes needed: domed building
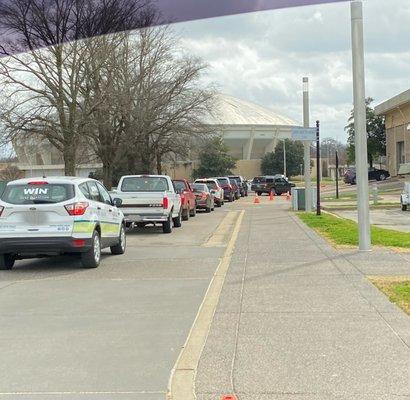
[167,93,301,179]
[207,93,299,159]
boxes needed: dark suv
[228,175,248,197]
[251,175,295,195]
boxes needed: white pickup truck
[112,175,182,233]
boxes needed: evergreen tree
[345,98,386,166]
[261,139,304,177]
[193,137,236,178]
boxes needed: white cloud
[174,0,410,142]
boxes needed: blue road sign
[291,127,316,141]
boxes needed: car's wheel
[111,224,126,255]
[182,208,189,221]
[81,230,101,269]
[163,214,173,234]
[0,254,15,270]
[380,173,386,181]
[216,200,222,207]
[257,192,262,196]
[173,210,182,228]
[275,189,281,196]
[229,193,234,202]
[402,204,407,211]
[205,201,211,213]
[189,205,196,217]
[352,178,356,185]
[211,201,215,211]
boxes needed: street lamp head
[303,77,309,92]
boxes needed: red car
[173,179,196,220]
[191,183,215,213]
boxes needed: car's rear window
[173,181,186,192]
[192,183,207,192]
[1,183,75,205]
[121,177,169,192]
[197,180,217,189]
[253,177,266,183]
[217,178,229,185]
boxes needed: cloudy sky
[171,0,410,143]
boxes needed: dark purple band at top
[0,0,349,55]
[158,0,349,24]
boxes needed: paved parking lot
[336,208,410,232]
[0,206,237,400]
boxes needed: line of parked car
[0,174,247,270]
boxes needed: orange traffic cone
[221,396,237,400]
[269,191,274,201]
[254,194,260,204]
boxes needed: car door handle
[97,206,102,210]
[108,208,113,212]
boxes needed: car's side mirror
[112,198,123,207]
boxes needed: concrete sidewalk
[195,200,410,400]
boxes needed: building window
[397,141,405,171]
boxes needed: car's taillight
[0,206,3,217]
[28,181,48,185]
[65,202,89,216]
[163,197,169,209]
[72,239,86,247]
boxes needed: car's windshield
[121,177,169,192]
[1,183,75,205]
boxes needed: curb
[167,210,245,400]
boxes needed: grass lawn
[298,212,410,249]
[369,277,410,315]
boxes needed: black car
[251,175,295,195]
[228,175,248,197]
[344,168,390,185]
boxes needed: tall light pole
[351,1,371,251]
[283,139,287,176]
[303,77,312,211]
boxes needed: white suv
[0,177,126,270]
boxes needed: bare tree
[117,27,215,176]
[0,0,154,176]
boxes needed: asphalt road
[0,205,237,400]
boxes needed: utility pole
[303,77,312,212]
[316,120,321,216]
[335,150,339,199]
[283,139,287,176]
[351,1,371,251]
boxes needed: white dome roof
[205,93,298,127]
